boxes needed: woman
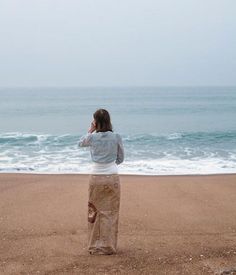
[79,109,124,255]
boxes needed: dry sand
[0,173,236,275]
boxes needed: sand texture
[0,173,236,274]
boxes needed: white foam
[1,156,236,175]
[1,131,236,175]
[118,157,236,175]
[167,133,183,140]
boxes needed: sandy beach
[0,173,236,274]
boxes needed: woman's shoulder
[108,131,121,137]
[93,131,122,138]
[94,131,122,139]
[112,132,122,142]
[114,132,121,138]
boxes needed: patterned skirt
[88,174,120,255]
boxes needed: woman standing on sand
[79,109,124,255]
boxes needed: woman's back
[79,131,124,164]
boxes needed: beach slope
[0,174,236,274]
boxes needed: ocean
[0,87,236,175]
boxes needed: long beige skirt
[88,174,120,255]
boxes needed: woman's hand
[88,121,96,133]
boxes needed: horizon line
[0,85,236,89]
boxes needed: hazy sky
[0,0,235,87]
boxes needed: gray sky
[0,0,235,87]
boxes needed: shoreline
[1,172,236,177]
[1,173,236,274]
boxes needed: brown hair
[93,109,113,132]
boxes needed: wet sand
[0,173,236,274]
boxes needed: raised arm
[78,133,93,147]
[78,121,96,147]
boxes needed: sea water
[0,87,236,175]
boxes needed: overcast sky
[0,0,235,87]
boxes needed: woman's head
[93,109,113,132]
